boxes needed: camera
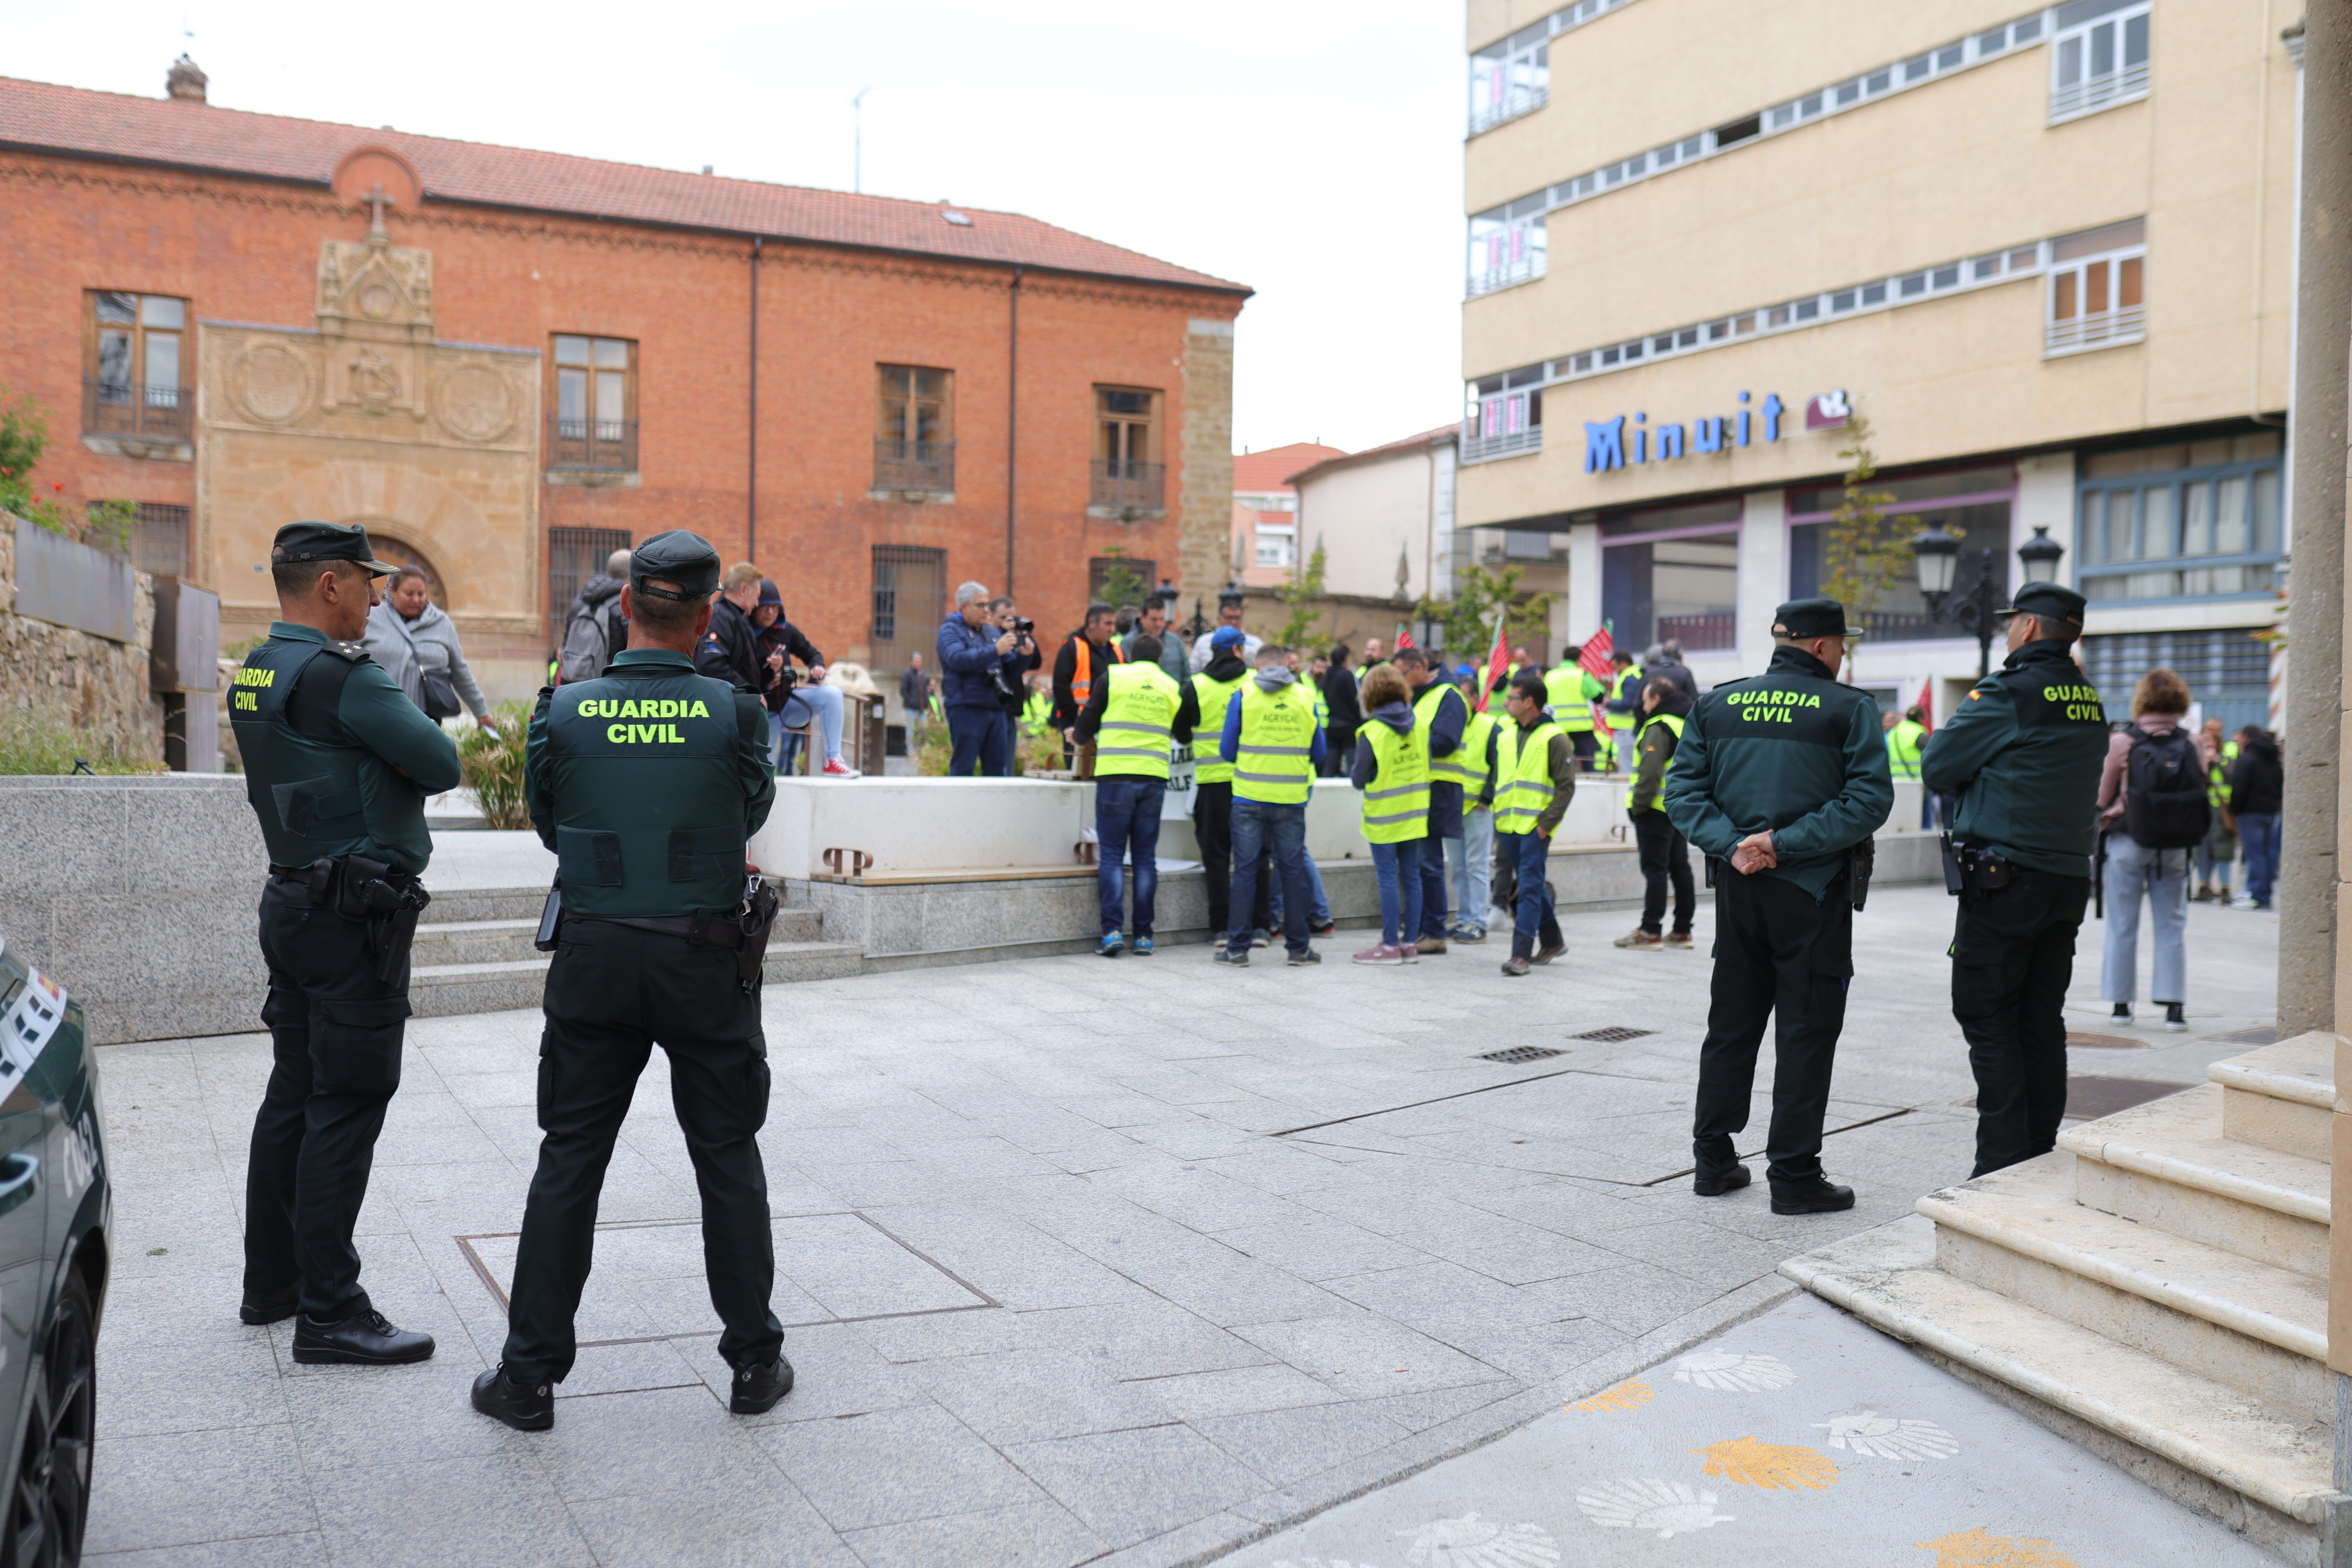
[1011,616,1035,635]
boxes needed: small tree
[1094,546,1149,614]
[1820,414,1923,681]
[0,387,136,554]
[1414,564,1550,663]
[1276,540,1328,650]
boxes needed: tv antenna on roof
[851,85,873,194]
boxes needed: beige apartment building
[1460,0,2301,732]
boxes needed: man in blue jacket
[935,581,1027,776]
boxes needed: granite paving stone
[82,882,2283,1565]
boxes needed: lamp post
[1910,524,2067,680]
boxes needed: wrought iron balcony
[1089,458,1164,512]
[546,415,639,472]
[83,379,192,444]
[874,439,955,494]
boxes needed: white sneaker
[821,758,862,779]
[2229,897,2262,911]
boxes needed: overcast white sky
[9,0,1469,457]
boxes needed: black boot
[1693,1166,1751,1197]
[472,1365,554,1431]
[1770,1178,1856,1215]
[239,1289,299,1326]
[290,1309,436,1365]
[730,1356,795,1414]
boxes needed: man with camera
[990,597,1043,768]
[935,582,1031,776]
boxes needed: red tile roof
[0,74,1250,296]
[1232,443,1348,493]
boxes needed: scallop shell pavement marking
[1688,1434,1840,1491]
[1915,1526,2082,1566]
[1568,1378,1655,1413]
[1814,1409,1961,1460]
[1396,1512,1561,1568]
[1670,1348,1796,1391]
[1575,1479,1736,1539]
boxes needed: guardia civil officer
[232,522,460,1362]
[472,530,789,1432]
[1918,584,2109,1178]
[1662,599,1893,1214]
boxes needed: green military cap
[2001,582,2087,631]
[269,520,399,574]
[629,529,722,602]
[1771,597,1847,639]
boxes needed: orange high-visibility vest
[1071,636,1125,709]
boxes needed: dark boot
[1770,1178,1856,1215]
[730,1356,796,1414]
[1693,1166,1751,1197]
[472,1365,554,1431]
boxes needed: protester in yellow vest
[1885,704,1929,828]
[1188,626,1263,944]
[1494,671,1575,975]
[1616,674,1696,951]
[1447,665,1503,943]
[1347,663,1431,965]
[1542,658,1606,770]
[2195,717,2240,903]
[1075,641,1199,956]
[1601,650,1643,768]
[1214,642,1325,965]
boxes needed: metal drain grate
[1475,1046,1565,1065]
[1573,1027,1654,1043]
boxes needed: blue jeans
[1497,829,1561,958]
[1096,777,1165,936]
[1228,799,1310,955]
[2102,832,2188,1004]
[1370,838,1425,948]
[2237,811,2279,905]
[1448,809,1493,936]
[1266,849,1330,926]
[945,705,1011,777]
[1416,814,1450,939]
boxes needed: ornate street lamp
[2018,525,2066,586]
[1910,524,2068,680]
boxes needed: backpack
[559,592,622,683]
[2124,728,2211,850]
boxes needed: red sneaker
[820,758,862,779]
[1352,944,1404,966]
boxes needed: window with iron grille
[547,526,633,648]
[875,366,955,493]
[1091,387,1164,510]
[550,335,638,471]
[870,545,947,669]
[83,291,191,443]
[123,502,190,577]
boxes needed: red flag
[1477,613,1510,712]
[1917,678,1934,735]
[1575,626,1615,682]
[1394,621,1415,651]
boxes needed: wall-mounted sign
[1582,389,1849,474]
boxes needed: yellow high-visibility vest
[1494,718,1564,834]
[1189,672,1245,785]
[1359,721,1431,844]
[1232,681,1317,804]
[1543,666,1597,733]
[1458,709,1499,811]
[1093,662,1183,780]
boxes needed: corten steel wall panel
[1466,0,2040,214]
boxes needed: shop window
[875,365,954,493]
[1600,500,1740,652]
[2047,219,2145,356]
[1788,469,2016,642]
[84,291,190,442]
[2076,432,2282,604]
[2050,0,2150,122]
[551,335,637,471]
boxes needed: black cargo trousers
[1691,867,1853,1192]
[245,873,415,1321]
[501,918,784,1385]
[1951,866,2089,1179]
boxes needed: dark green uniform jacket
[1919,640,2109,877]
[229,621,462,875]
[1662,644,1893,899]
[525,648,776,917]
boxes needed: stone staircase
[1785,1034,2338,1565]
[408,886,864,1016]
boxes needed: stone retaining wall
[0,514,163,765]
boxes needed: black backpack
[2124,728,2211,850]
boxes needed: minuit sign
[1584,389,1847,474]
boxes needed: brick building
[0,62,1249,697]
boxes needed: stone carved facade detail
[433,362,518,444]
[228,341,316,426]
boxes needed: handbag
[387,605,464,720]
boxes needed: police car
[0,933,111,1566]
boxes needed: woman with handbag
[364,566,495,729]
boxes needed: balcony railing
[2045,303,2145,357]
[1090,459,1165,512]
[2050,60,2149,123]
[1460,425,1543,465]
[1467,253,1546,299]
[874,439,955,494]
[83,379,192,444]
[1654,611,1736,652]
[1470,87,1547,135]
[546,416,639,472]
